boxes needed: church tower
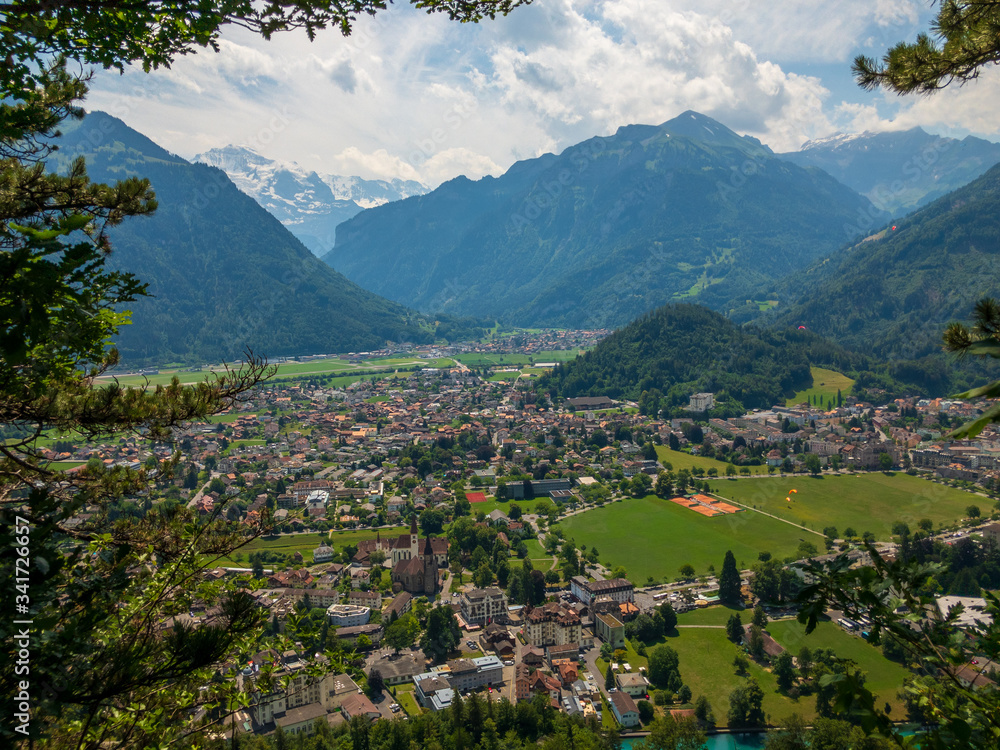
[409,515,419,558]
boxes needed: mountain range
[56,112,432,365]
[767,161,1000,367]
[780,128,1000,215]
[322,111,883,328]
[193,145,426,255]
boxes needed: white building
[459,587,509,627]
[689,393,714,412]
[326,603,371,627]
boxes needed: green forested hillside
[768,162,1000,365]
[325,112,881,328]
[54,113,431,364]
[539,304,813,411]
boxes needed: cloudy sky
[85,0,1000,187]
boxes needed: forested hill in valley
[767,162,1000,369]
[54,112,432,365]
[780,128,1000,214]
[538,304,812,413]
[323,111,882,328]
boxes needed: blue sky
[84,0,1000,186]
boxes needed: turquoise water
[621,734,766,750]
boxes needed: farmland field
[655,447,769,476]
[454,350,582,367]
[707,473,979,538]
[559,495,808,581]
[96,356,456,389]
[786,367,854,407]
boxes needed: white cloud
[483,0,834,151]
[83,0,994,185]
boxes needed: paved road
[186,474,218,508]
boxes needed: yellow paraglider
[789,489,798,494]
[786,497,791,502]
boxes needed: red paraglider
[798,325,807,330]
[891,225,897,231]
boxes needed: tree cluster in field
[210,690,635,750]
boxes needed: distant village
[43,332,1000,739]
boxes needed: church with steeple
[389,516,448,595]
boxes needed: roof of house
[609,691,638,716]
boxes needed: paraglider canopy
[798,325,807,330]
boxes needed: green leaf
[948,401,1000,440]
[952,379,1000,400]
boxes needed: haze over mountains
[769,161,1000,366]
[322,111,883,329]
[194,145,427,255]
[58,113,432,364]
[780,128,1000,215]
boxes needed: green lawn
[46,461,85,471]
[767,619,909,717]
[224,439,265,454]
[627,616,910,727]
[786,367,854,408]
[454,350,582,367]
[465,498,537,517]
[96,356,456,389]
[676,604,745,626]
[655,447,769,476]
[707,473,979,539]
[393,683,422,716]
[661,626,780,725]
[559,495,808,581]
[213,527,406,566]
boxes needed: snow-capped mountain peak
[194,145,427,254]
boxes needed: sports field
[559,495,809,581]
[786,367,854,407]
[655,447,769,476]
[707,473,979,538]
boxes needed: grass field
[213,527,406,566]
[628,606,909,726]
[655,447,769,476]
[676,604,744,626]
[786,367,854,408]
[768,620,908,705]
[454,350,582,367]
[468,498,543,517]
[707,473,980,539]
[96,356,457,389]
[522,539,556,569]
[559,495,809,581]
[46,461,85,471]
